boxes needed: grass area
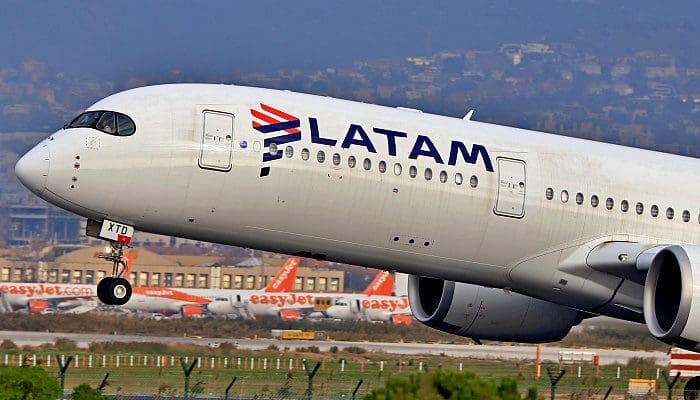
[0,312,669,351]
[0,339,668,398]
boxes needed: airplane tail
[123,251,137,278]
[264,257,300,293]
[362,271,394,296]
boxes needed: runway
[0,330,666,365]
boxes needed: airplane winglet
[264,257,300,293]
[463,109,475,121]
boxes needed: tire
[96,277,114,305]
[108,278,132,306]
[685,377,700,400]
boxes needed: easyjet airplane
[207,268,393,320]
[118,255,299,317]
[323,271,412,323]
[14,84,700,356]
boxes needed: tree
[71,383,107,400]
[365,370,536,400]
[0,366,61,400]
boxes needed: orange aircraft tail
[361,271,394,296]
[264,257,300,293]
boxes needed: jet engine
[180,305,203,319]
[641,245,700,351]
[27,299,50,314]
[408,276,581,342]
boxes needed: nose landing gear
[96,242,133,305]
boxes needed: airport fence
[0,351,679,399]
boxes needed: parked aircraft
[324,294,412,324]
[16,84,700,374]
[207,269,393,320]
[123,256,301,317]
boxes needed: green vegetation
[71,383,107,400]
[0,313,669,351]
[0,365,61,400]
[366,370,535,400]
[0,337,668,399]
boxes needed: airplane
[324,295,412,323]
[117,255,299,317]
[0,281,95,313]
[14,83,700,370]
[323,271,412,323]
[206,268,394,320]
[0,254,299,317]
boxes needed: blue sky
[2,1,696,80]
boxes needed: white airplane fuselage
[16,84,700,325]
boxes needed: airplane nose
[15,142,50,195]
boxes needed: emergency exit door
[199,110,234,171]
[494,157,526,218]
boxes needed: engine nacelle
[180,305,203,319]
[641,245,700,351]
[408,276,580,342]
[27,299,50,314]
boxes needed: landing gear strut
[96,242,132,305]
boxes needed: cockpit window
[117,114,136,135]
[66,110,136,136]
[97,112,116,134]
[67,111,101,128]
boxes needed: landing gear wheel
[96,277,114,305]
[108,278,132,306]
[685,376,700,400]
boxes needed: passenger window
[301,148,310,161]
[440,170,447,183]
[667,208,674,220]
[470,175,478,188]
[576,193,584,205]
[96,112,116,134]
[332,153,341,166]
[424,168,433,181]
[269,143,278,154]
[546,188,554,200]
[621,200,629,212]
[394,163,402,176]
[651,205,659,217]
[591,195,599,207]
[348,156,356,168]
[378,161,387,173]
[285,146,294,158]
[363,158,371,171]
[317,150,325,163]
[116,114,136,136]
[455,173,463,185]
[409,166,417,178]
[683,210,690,222]
[561,190,569,203]
[636,202,644,215]
[606,197,614,210]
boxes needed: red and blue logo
[251,104,302,176]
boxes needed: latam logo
[251,104,302,177]
[251,104,494,177]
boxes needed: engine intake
[641,245,700,351]
[408,276,580,343]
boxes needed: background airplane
[207,270,394,320]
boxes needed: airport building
[0,246,344,292]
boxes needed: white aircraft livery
[14,84,700,356]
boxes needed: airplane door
[198,110,234,171]
[494,158,526,218]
